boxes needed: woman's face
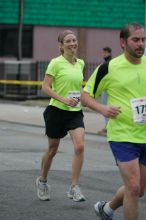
[61,34,78,56]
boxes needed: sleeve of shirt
[83,65,105,98]
[45,58,57,77]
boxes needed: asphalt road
[0,121,146,220]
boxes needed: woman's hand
[63,97,79,107]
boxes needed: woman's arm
[42,75,78,107]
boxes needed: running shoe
[36,176,51,201]
[67,185,86,202]
[94,201,113,220]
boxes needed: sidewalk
[0,101,105,135]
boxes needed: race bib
[68,91,81,107]
[130,97,146,124]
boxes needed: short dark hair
[120,22,144,40]
[103,47,112,53]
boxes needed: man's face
[102,50,111,59]
[122,28,146,59]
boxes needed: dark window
[0,26,33,58]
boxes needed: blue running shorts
[109,141,146,165]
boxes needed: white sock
[103,202,114,217]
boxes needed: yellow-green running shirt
[84,54,146,143]
[46,55,84,111]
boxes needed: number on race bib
[131,97,146,124]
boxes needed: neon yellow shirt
[84,54,146,143]
[46,55,84,111]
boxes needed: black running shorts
[43,105,84,138]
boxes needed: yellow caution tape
[0,80,86,86]
[0,80,42,85]
[82,81,86,86]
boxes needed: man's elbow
[80,91,88,106]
